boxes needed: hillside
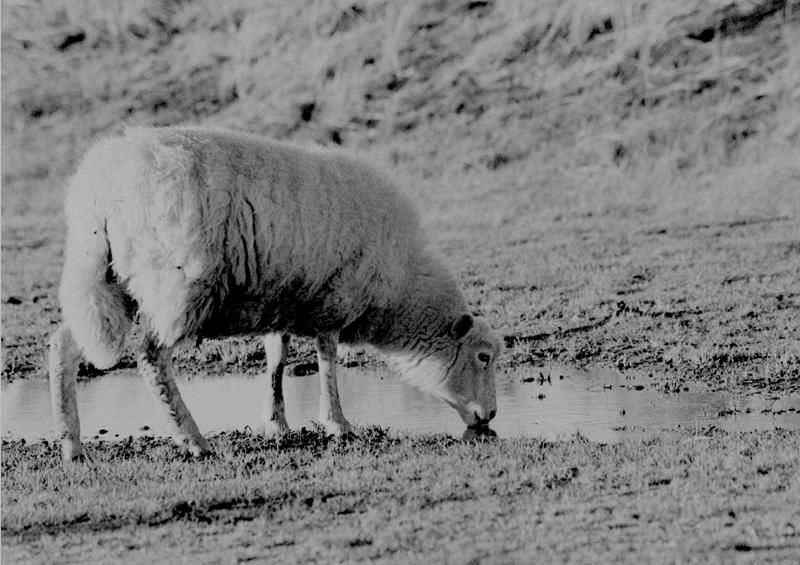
[2,0,799,389]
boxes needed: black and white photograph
[2,0,799,562]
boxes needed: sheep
[49,126,501,461]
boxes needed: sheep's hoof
[320,419,353,437]
[185,437,213,458]
[60,439,85,463]
[262,419,290,437]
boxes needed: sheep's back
[92,127,421,342]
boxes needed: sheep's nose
[471,410,494,428]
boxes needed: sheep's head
[438,313,501,428]
[397,313,501,428]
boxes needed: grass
[3,426,800,563]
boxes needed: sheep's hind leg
[138,335,211,456]
[316,331,353,436]
[261,332,290,436]
[49,324,84,462]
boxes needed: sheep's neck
[348,256,466,358]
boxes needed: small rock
[5,296,22,305]
[98,429,108,435]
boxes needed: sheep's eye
[477,352,491,365]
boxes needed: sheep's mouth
[467,419,491,430]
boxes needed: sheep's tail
[59,175,131,370]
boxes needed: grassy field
[2,0,800,562]
[3,427,800,563]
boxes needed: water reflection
[462,426,498,442]
[2,366,799,442]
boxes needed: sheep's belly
[197,293,362,339]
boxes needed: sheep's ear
[450,313,473,340]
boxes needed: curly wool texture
[59,126,478,369]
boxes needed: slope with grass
[2,0,799,389]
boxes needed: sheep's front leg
[261,332,290,436]
[49,324,84,462]
[316,331,352,436]
[138,336,211,456]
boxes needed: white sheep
[49,126,501,461]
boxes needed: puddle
[2,366,799,443]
